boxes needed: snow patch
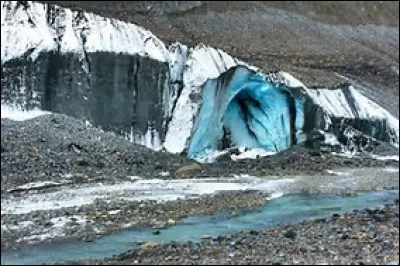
[249,178,297,192]
[383,167,399,173]
[50,216,70,228]
[326,170,351,176]
[331,152,399,162]
[192,149,231,163]
[18,220,35,227]
[322,132,342,146]
[1,177,297,215]
[231,148,277,161]
[1,104,51,121]
[7,181,67,193]
[266,192,284,200]
[128,176,142,181]
[370,155,399,162]
[108,210,121,215]
[159,171,170,177]
[331,151,357,158]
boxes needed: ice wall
[186,68,399,159]
[1,1,398,161]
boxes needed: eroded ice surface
[1,1,399,161]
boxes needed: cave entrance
[221,85,296,152]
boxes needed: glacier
[1,1,399,162]
[187,66,303,158]
[186,66,399,160]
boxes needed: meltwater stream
[1,189,398,265]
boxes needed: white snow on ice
[192,149,231,163]
[164,45,240,153]
[279,71,307,88]
[305,85,399,146]
[1,1,399,159]
[1,1,169,63]
[108,210,121,215]
[130,126,163,151]
[321,131,342,146]
[163,44,258,154]
[231,148,277,161]
[1,1,57,63]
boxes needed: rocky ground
[79,198,400,265]
[0,114,186,193]
[1,114,398,192]
[1,112,398,251]
[1,190,268,250]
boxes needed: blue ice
[188,66,305,158]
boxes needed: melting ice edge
[1,1,399,162]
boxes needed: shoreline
[1,189,398,265]
[1,190,269,250]
[1,165,399,251]
[80,197,400,265]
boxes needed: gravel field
[2,114,397,193]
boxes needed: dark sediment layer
[41,1,400,117]
[1,51,172,140]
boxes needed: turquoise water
[1,190,398,265]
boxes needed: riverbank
[1,113,399,253]
[1,189,398,265]
[2,164,398,251]
[1,190,268,250]
[85,198,400,265]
